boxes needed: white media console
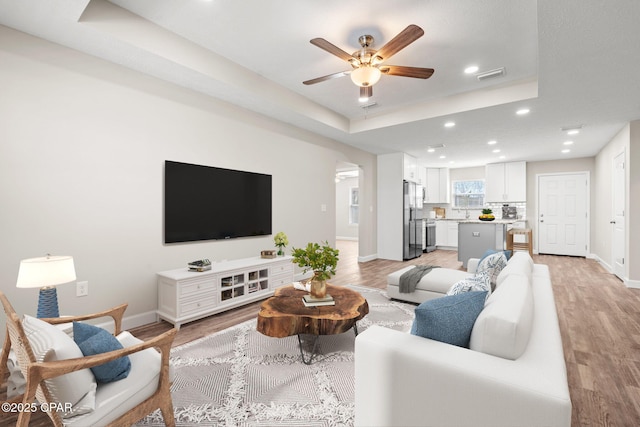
[157,256,294,329]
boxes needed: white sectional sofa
[355,252,572,427]
[386,259,481,303]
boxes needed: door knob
[610,221,616,224]
[540,220,544,223]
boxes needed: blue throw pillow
[73,322,131,383]
[479,249,512,264]
[410,291,487,348]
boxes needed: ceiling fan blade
[379,65,434,79]
[303,70,351,85]
[310,38,357,63]
[374,25,424,63]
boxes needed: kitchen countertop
[435,218,523,224]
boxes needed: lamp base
[37,287,60,318]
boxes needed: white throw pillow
[447,271,491,299]
[22,315,97,418]
[476,252,508,288]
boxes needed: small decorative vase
[309,276,327,299]
[277,246,285,256]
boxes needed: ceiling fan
[303,24,434,101]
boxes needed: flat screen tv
[164,160,272,244]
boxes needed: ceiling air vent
[477,67,506,81]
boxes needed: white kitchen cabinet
[157,256,293,329]
[435,221,447,246]
[435,220,458,248]
[485,161,526,202]
[447,221,459,248]
[423,168,450,203]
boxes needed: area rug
[135,285,415,427]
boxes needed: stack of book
[188,259,211,272]
[302,294,335,307]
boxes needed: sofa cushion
[476,252,508,287]
[496,251,534,288]
[447,271,491,299]
[73,322,131,383]
[411,291,487,348]
[469,274,534,360]
[22,315,97,418]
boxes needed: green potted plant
[291,241,339,298]
[274,231,289,256]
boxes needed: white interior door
[538,173,588,256]
[612,152,626,279]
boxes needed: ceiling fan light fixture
[351,66,382,87]
[359,86,373,102]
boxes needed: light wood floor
[3,241,640,426]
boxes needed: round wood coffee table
[256,283,369,364]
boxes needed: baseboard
[589,254,640,289]
[589,253,613,273]
[625,278,640,289]
[336,236,358,241]
[96,310,158,333]
[358,253,378,262]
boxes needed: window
[349,187,359,225]
[452,180,485,208]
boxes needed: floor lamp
[16,255,76,318]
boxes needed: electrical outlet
[76,281,88,297]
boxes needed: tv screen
[164,161,272,244]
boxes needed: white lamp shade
[16,256,76,288]
[350,66,382,87]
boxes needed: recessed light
[449,161,455,164]
[563,141,574,145]
[499,155,506,159]
[492,149,501,153]
[516,108,530,115]
[561,149,571,154]
[427,148,435,153]
[487,140,497,145]
[567,129,580,135]
[464,65,479,74]
[444,121,455,128]
[439,155,446,159]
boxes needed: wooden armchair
[0,291,177,427]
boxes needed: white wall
[593,121,640,285]
[0,26,376,330]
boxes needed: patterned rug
[135,285,415,427]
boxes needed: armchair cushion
[410,291,487,347]
[73,322,131,383]
[22,315,97,418]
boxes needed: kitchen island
[457,219,520,267]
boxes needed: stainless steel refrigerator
[403,180,423,260]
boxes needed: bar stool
[507,228,533,257]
